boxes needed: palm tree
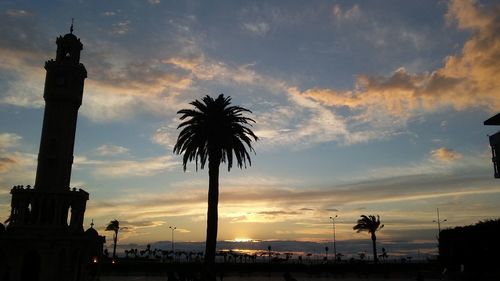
[353,215,384,263]
[105,219,120,259]
[174,94,258,265]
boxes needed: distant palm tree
[353,215,384,263]
[379,247,388,262]
[105,219,120,259]
[174,94,258,265]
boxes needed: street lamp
[432,208,447,239]
[329,215,338,262]
[169,226,177,254]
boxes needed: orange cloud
[0,157,16,173]
[0,133,22,150]
[302,0,500,120]
[430,147,463,163]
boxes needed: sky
[0,0,499,257]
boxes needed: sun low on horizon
[0,0,499,257]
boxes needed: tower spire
[70,18,74,34]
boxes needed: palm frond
[105,219,120,232]
[174,94,258,171]
[353,214,383,234]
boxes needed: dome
[85,227,99,237]
[62,33,78,41]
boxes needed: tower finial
[90,219,94,228]
[70,18,74,34]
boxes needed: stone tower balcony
[6,185,89,233]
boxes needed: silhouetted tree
[353,215,384,263]
[336,252,344,262]
[174,94,258,266]
[379,247,388,262]
[359,252,366,261]
[105,219,120,259]
[439,219,500,271]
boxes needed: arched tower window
[67,203,73,227]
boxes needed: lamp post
[432,208,447,239]
[169,226,177,254]
[329,215,338,262]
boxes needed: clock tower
[0,26,104,281]
[35,28,86,192]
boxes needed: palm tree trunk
[371,233,378,263]
[205,155,220,265]
[113,230,118,259]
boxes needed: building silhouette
[0,27,104,281]
[484,113,500,178]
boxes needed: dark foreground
[100,261,499,280]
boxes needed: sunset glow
[230,238,259,243]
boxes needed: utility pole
[433,208,447,239]
[169,226,177,254]
[329,215,338,262]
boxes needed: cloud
[95,144,129,156]
[445,0,491,30]
[75,154,179,177]
[0,157,16,173]
[332,4,361,22]
[302,67,476,121]
[111,20,131,35]
[0,9,50,53]
[0,133,30,175]
[242,22,270,36]
[0,133,22,150]
[152,125,178,149]
[0,11,53,109]
[1,14,280,124]
[0,151,37,186]
[86,156,495,222]
[148,0,161,5]
[102,11,116,17]
[75,54,194,122]
[255,87,398,148]
[2,0,498,154]
[6,10,31,17]
[164,55,285,90]
[121,220,165,229]
[83,166,500,244]
[303,0,500,124]
[430,147,463,163]
[257,211,299,216]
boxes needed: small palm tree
[353,215,384,263]
[105,219,120,259]
[174,94,258,265]
[379,247,388,262]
